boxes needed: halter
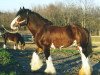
[18,11,29,26]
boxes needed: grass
[91,36,100,42]
[51,48,79,54]
[0,71,16,75]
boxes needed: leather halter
[18,12,29,26]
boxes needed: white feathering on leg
[3,44,6,48]
[78,46,91,75]
[14,45,17,50]
[45,56,56,74]
[30,52,43,71]
[18,45,21,50]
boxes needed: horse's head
[11,7,30,30]
[11,7,53,31]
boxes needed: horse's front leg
[14,41,18,50]
[44,46,56,74]
[30,48,43,71]
[14,44,17,50]
[3,39,7,49]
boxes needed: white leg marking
[45,56,56,74]
[14,44,17,50]
[30,52,43,71]
[71,40,77,47]
[78,46,91,75]
[3,44,6,48]
[18,45,21,50]
[51,43,56,49]
[59,46,64,50]
[10,16,20,30]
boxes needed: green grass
[0,48,18,75]
[0,71,16,75]
[0,48,12,65]
[91,36,100,42]
[51,48,79,54]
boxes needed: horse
[1,32,25,50]
[10,7,92,74]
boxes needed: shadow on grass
[54,55,81,75]
[0,48,100,75]
[92,61,100,75]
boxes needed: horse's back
[2,32,22,42]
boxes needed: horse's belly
[50,40,77,49]
[7,38,13,42]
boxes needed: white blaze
[10,16,20,30]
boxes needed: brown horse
[10,7,92,74]
[1,32,25,50]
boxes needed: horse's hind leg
[78,46,91,75]
[14,43,17,50]
[18,44,21,50]
[3,39,7,48]
[30,51,43,71]
[44,46,56,74]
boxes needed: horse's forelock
[16,8,31,16]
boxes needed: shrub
[0,48,15,66]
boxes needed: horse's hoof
[30,52,43,71]
[44,69,56,75]
[30,62,43,71]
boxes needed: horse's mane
[17,8,53,25]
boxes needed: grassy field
[91,36,100,42]
[0,44,99,75]
[0,29,100,75]
[0,39,100,75]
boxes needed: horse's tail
[87,33,93,56]
[83,28,92,57]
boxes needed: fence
[22,35,34,43]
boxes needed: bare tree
[78,0,94,27]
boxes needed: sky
[0,0,100,12]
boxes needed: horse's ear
[23,7,25,9]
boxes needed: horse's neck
[27,15,47,36]
[27,22,44,37]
